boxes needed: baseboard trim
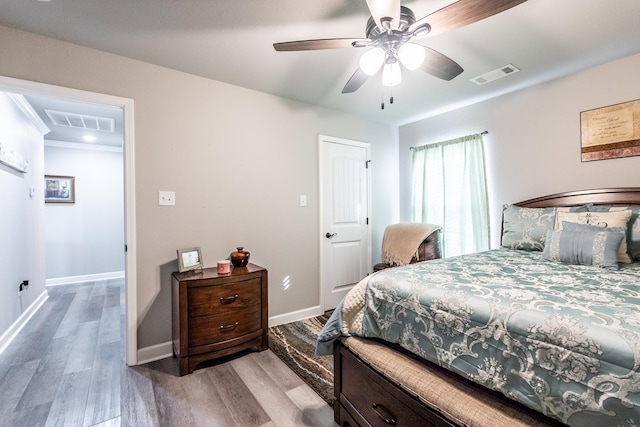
[268,305,324,328]
[137,341,174,365]
[46,271,125,286]
[0,290,49,356]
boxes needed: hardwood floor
[0,280,335,427]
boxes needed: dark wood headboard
[500,188,640,245]
[514,187,640,208]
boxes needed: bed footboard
[334,339,455,426]
[334,337,563,427]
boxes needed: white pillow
[555,210,633,263]
[554,205,589,228]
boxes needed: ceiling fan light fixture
[275,0,527,96]
[359,47,385,76]
[411,23,431,38]
[382,62,402,87]
[398,43,426,71]
[380,17,394,31]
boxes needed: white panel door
[319,135,370,311]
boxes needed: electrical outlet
[159,191,175,206]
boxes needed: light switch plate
[159,191,175,206]
[299,194,307,207]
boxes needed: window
[411,133,489,257]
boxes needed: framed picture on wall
[580,99,640,162]
[44,175,75,203]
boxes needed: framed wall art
[177,247,203,273]
[0,142,28,173]
[581,99,640,162]
[44,175,75,203]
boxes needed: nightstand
[171,263,268,376]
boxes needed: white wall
[399,52,640,248]
[0,93,46,338]
[44,144,124,280]
[0,25,399,350]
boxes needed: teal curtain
[411,133,489,257]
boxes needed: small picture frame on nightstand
[177,247,203,272]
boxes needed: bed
[317,188,640,427]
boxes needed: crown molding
[8,93,50,135]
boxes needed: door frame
[318,134,371,311]
[0,75,138,366]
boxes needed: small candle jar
[217,260,231,275]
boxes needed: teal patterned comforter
[317,249,640,426]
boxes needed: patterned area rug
[268,313,334,405]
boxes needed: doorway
[0,75,137,365]
[319,134,371,311]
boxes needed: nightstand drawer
[188,278,262,317]
[188,305,262,348]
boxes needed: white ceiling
[2,0,640,134]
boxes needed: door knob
[325,232,337,239]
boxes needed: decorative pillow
[541,226,626,270]
[563,221,625,236]
[554,205,592,228]
[585,206,640,261]
[555,210,632,263]
[501,205,557,251]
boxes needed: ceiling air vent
[45,109,115,132]
[470,64,520,85]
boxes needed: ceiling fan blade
[365,0,401,30]
[410,0,528,38]
[418,46,464,81]
[342,68,370,94]
[273,38,369,51]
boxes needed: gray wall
[399,52,640,248]
[0,25,399,350]
[0,92,46,337]
[44,144,124,280]
[3,23,639,353]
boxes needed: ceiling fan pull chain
[390,87,394,105]
[380,88,385,109]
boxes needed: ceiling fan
[273,0,528,96]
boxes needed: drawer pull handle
[220,322,239,331]
[371,403,397,425]
[219,294,239,304]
